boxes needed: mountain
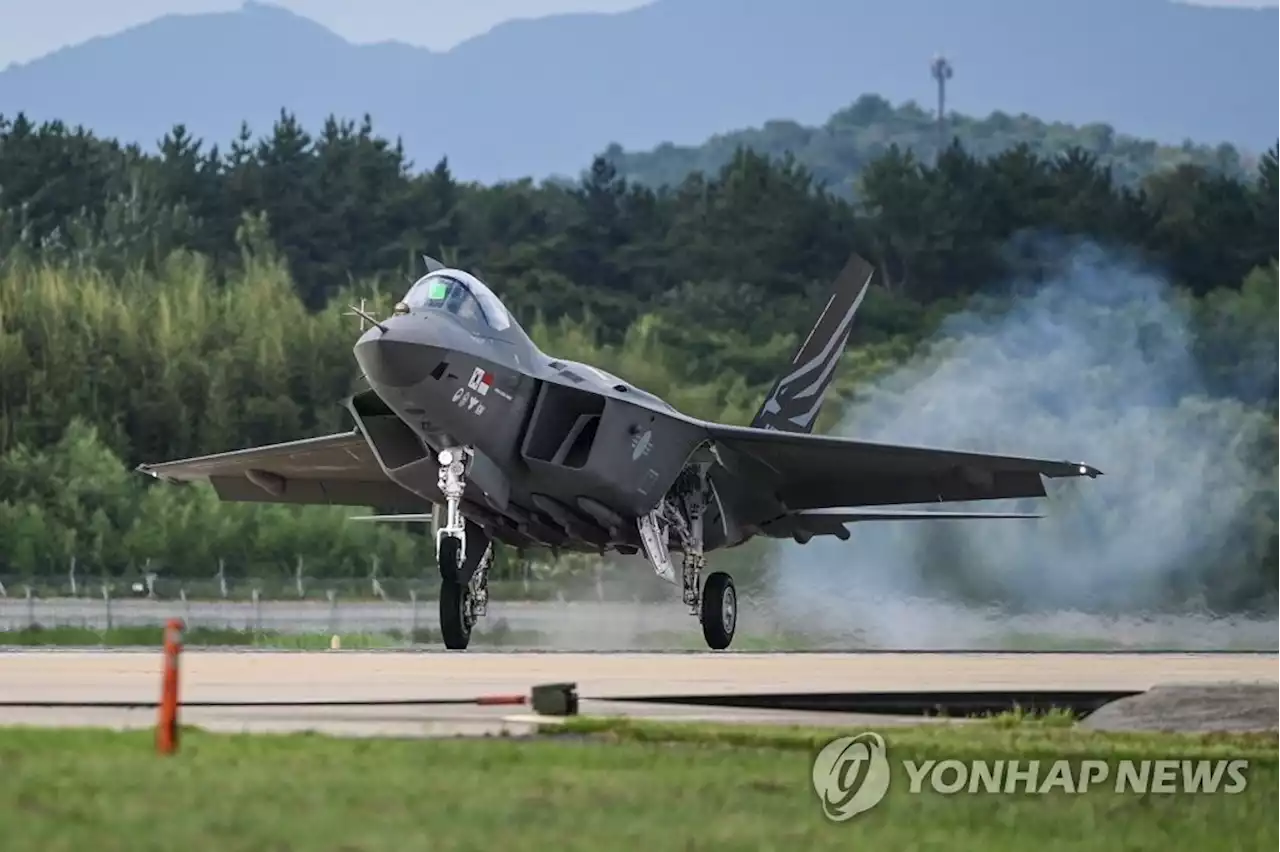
[0,0,1274,184]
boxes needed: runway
[0,650,1274,737]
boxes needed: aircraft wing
[135,431,429,511]
[704,423,1101,511]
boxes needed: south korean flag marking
[468,367,493,396]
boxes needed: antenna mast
[930,54,953,164]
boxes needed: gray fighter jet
[137,253,1101,650]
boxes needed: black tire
[437,534,461,582]
[700,571,737,650]
[438,522,490,585]
[437,537,471,650]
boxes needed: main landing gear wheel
[635,465,737,651]
[437,537,472,650]
[700,571,736,650]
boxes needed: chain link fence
[0,557,698,643]
[0,590,695,640]
[4,562,1274,651]
[0,549,706,602]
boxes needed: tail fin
[749,252,876,433]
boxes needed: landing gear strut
[434,446,492,650]
[636,465,737,650]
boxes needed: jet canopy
[401,270,512,332]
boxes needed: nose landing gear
[434,446,492,650]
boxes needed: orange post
[156,618,184,755]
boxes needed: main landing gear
[636,465,737,650]
[431,447,735,651]
[434,446,491,650]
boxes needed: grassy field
[0,623,969,651]
[0,717,1273,851]
[0,623,544,649]
[0,625,1090,652]
[7,623,1273,652]
[0,624,802,651]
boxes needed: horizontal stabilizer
[803,508,1042,522]
[760,506,1042,542]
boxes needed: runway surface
[0,650,1274,737]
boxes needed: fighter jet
[136,253,1101,650]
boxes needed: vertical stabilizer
[749,253,875,433]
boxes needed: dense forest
[601,95,1259,199]
[0,109,1274,613]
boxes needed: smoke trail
[763,242,1277,648]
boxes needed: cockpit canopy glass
[402,272,511,331]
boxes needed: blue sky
[1,0,1273,69]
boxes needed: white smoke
[762,243,1277,649]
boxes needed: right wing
[136,431,429,511]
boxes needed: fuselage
[347,268,747,552]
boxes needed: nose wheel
[433,445,492,651]
[699,571,736,650]
[438,538,473,650]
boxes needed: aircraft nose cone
[354,334,438,389]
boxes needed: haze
[1,0,1272,68]
[0,0,648,68]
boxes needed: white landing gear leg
[635,468,737,651]
[470,541,492,620]
[435,446,475,650]
[678,494,705,615]
[435,446,471,566]
[674,487,735,651]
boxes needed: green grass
[551,714,1278,758]
[0,623,546,649]
[1,623,895,651]
[0,718,1273,851]
[5,623,1276,652]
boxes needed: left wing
[705,422,1101,511]
[136,431,429,511]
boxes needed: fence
[5,569,1276,652]
[0,591,697,639]
[0,552,618,600]
[0,562,696,642]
